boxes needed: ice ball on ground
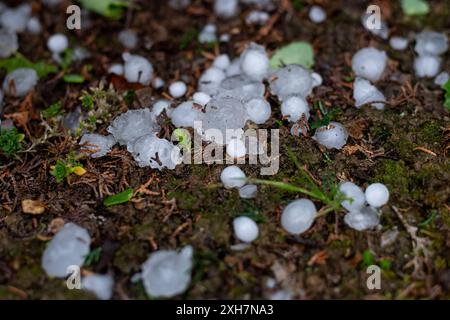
[152,77,165,89]
[240,42,269,81]
[118,29,138,49]
[309,6,326,23]
[152,99,172,118]
[3,68,38,97]
[170,101,203,128]
[27,17,42,35]
[245,98,271,124]
[72,47,91,61]
[0,29,18,58]
[281,199,317,235]
[415,31,448,57]
[141,246,193,298]
[129,134,182,170]
[339,181,366,211]
[193,91,211,106]
[246,10,270,25]
[214,0,239,19]
[226,138,246,159]
[79,134,116,158]
[361,13,389,39]
[313,121,348,150]
[198,24,217,44]
[169,81,187,98]
[239,184,257,199]
[169,0,191,10]
[122,53,153,85]
[47,33,69,54]
[352,47,387,82]
[81,274,114,300]
[281,96,310,122]
[353,77,386,110]
[233,216,259,243]
[0,4,31,33]
[434,71,449,86]
[221,166,246,189]
[269,65,314,100]
[311,72,323,87]
[198,67,226,95]
[365,183,389,208]
[344,206,380,231]
[107,109,159,146]
[389,36,409,51]
[41,223,91,278]
[218,74,265,102]
[213,54,231,70]
[220,33,231,42]
[414,55,441,78]
[226,58,241,77]
[108,63,124,75]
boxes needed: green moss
[113,242,147,274]
[374,159,409,195]
[419,121,442,144]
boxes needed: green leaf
[103,188,134,207]
[63,74,85,83]
[84,247,102,267]
[50,160,72,183]
[0,55,57,78]
[270,41,314,69]
[443,80,450,111]
[362,250,376,267]
[401,0,430,16]
[42,101,62,119]
[77,0,129,19]
[0,127,23,157]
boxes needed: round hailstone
[226,138,246,159]
[169,0,191,10]
[434,71,449,86]
[118,29,138,49]
[309,6,326,23]
[245,98,271,124]
[213,54,231,70]
[218,74,265,102]
[353,77,386,110]
[240,42,269,81]
[226,58,241,77]
[239,184,257,199]
[269,64,314,100]
[41,223,91,278]
[141,246,193,298]
[246,10,270,25]
[198,24,217,43]
[169,81,187,98]
[81,274,114,300]
[79,134,116,158]
[414,55,441,78]
[312,121,348,150]
[415,31,448,57]
[198,67,226,95]
[214,0,239,19]
[281,96,310,122]
[47,33,69,54]
[281,199,317,235]
[152,77,165,89]
[312,72,323,87]
[0,28,18,58]
[339,181,366,211]
[344,206,380,231]
[220,166,246,189]
[170,101,203,128]
[0,4,31,33]
[365,183,389,208]
[152,99,171,118]
[220,33,231,42]
[122,53,153,85]
[108,63,124,75]
[27,17,42,34]
[351,47,387,82]
[193,91,211,106]
[233,216,259,243]
[389,36,409,51]
[2,68,38,97]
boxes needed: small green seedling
[0,54,57,78]
[103,188,134,207]
[77,0,129,19]
[173,128,192,151]
[50,155,86,183]
[0,127,25,158]
[443,80,450,111]
[84,247,102,267]
[42,101,63,120]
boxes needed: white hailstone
[311,72,323,87]
[233,216,259,243]
[220,166,246,189]
[72,47,90,61]
[226,58,241,77]
[281,199,317,235]
[269,290,293,300]
[129,134,182,170]
[122,53,153,85]
[414,55,441,78]
[219,33,231,42]
[169,0,191,10]
[169,81,187,98]
[41,223,91,278]
[351,47,387,82]
[361,13,389,39]
[269,64,314,100]
[415,31,448,57]
[214,0,239,19]
[118,29,138,49]
[107,109,159,146]
[198,67,226,95]
[312,121,348,150]
[108,63,124,75]
[365,183,389,208]
[281,96,310,122]
[213,54,231,70]
[239,184,258,199]
[226,138,246,158]
[198,24,217,44]
[339,181,366,211]
[246,10,270,25]
[344,206,380,231]
[218,75,265,102]
[81,274,114,300]
[152,99,172,117]
[193,91,211,106]
[2,68,38,97]
[0,4,31,33]
[170,101,203,128]
[149,78,163,90]
[240,42,269,81]
[141,246,193,298]
[389,36,409,51]
[353,77,386,110]
[0,28,18,58]
[309,6,326,23]
[26,17,42,35]
[79,134,116,158]
[434,71,449,86]
[245,98,271,124]
[47,33,69,54]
